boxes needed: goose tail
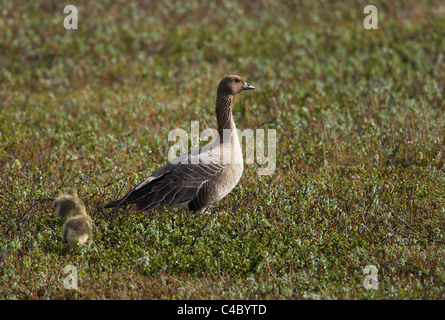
[104,197,127,209]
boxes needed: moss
[0,0,444,299]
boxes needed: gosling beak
[243,81,255,90]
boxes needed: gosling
[53,189,93,248]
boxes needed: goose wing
[105,148,224,211]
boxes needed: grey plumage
[105,75,255,213]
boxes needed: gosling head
[62,215,93,249]
[53,189,87,221]
[217,75,255,96]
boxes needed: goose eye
[235,79,240,83]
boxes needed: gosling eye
[235,78,240,83]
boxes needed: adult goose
[105,75,255,213]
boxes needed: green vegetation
[0,0,444,299]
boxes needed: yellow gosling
[53,189,93,248]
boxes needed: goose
[105,75,255,213]
[53,189,93,248]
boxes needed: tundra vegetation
[0,0,444,299]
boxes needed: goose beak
[243,81,255,90]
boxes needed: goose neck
[215,93,235,139]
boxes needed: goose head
[218,75,255,96]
